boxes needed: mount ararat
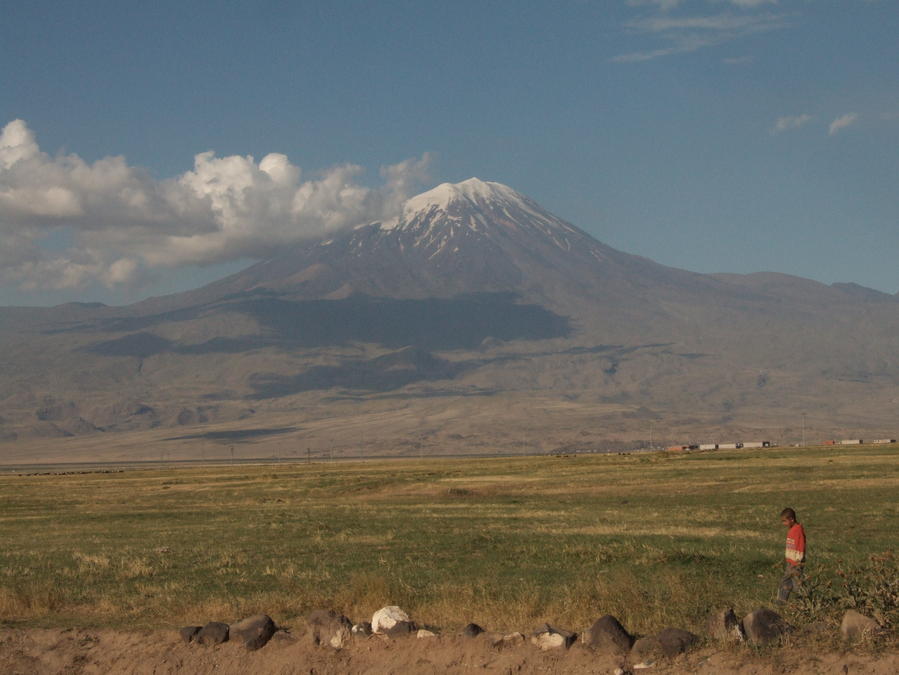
[1,178,897,461]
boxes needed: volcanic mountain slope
[1,178,898,454]
[155,178,720,321]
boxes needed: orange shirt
[785,523,806,566]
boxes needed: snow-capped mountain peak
[171,176,674,307]
[401,177,533,221]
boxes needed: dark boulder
[706,607,744,642]
[631,636,664,664]
[308,609,352,628]
[741,608,787,645]
[179,626,201,643]
[230,614,277,651]
[631,627,697,664]
[268,629,300,648]
[352,622,373,636]
[464,623,485,638]
[581,615,634,653]
[655,628,698,657]
[196,621,230,646]
[385,620,417,637]
[307,609,353,648]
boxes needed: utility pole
[649,422,654,450]
[801,413,806,448]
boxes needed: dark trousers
[777,562,802,602]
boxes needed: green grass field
[1,445,897,637]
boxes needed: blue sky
[1,0,897,306]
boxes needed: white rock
[371,605,411,634]
[492,631,525,648]
[531,633,565,651]
[329,626,351,649]
[416,629,436,639]
[531,632,566,650]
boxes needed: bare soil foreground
[1,627,897,675]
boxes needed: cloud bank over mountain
[0,120,430,290]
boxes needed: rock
[308,609,352,628]
[196,621,230,646]
[417,629,437,638]
[307,609,353,648]
[492,631,526,648]
[531,623,577,650]
[230,614,277,651]
[463,623,485,637]
[655,628,698,657]
[631,635,663,665]
[841,610,880,642]
[178,626,201,643]
[532,632,566,650]
[385,620,417,637]
[352,622,373,636]
[581,615,634,654]
[706,607,744,642]
[269,630,299,648]
[741,608,787,645]
[372,606,411,634]
[329,626,351,649]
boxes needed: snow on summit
[384,176,583,253]
[402,177,532,220]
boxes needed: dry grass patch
[0,444,897,636]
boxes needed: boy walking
[777,507,806,603]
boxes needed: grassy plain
[0,444,897,637]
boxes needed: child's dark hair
[780,507,797,520]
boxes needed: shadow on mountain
[87,332,176,358]
[163,427,298,442]
[248,347,469,399]
[84,293,570,356]
[239,293,570,349]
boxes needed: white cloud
[725,0,777,7]
[613,10,789,62]
[0,119,431,290]
[626,0,684,10]
[626,0,778,10]
[828,113,859,136]
[771,114,813,134]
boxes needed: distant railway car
[718,443,738,449]
[666,445,689,452]
[699,444,718,450]
[871,439,896,444]
[742,441,765,449]
[839,439,863,445]
[823,440,836,445]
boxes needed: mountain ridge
[0,178,897,455]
